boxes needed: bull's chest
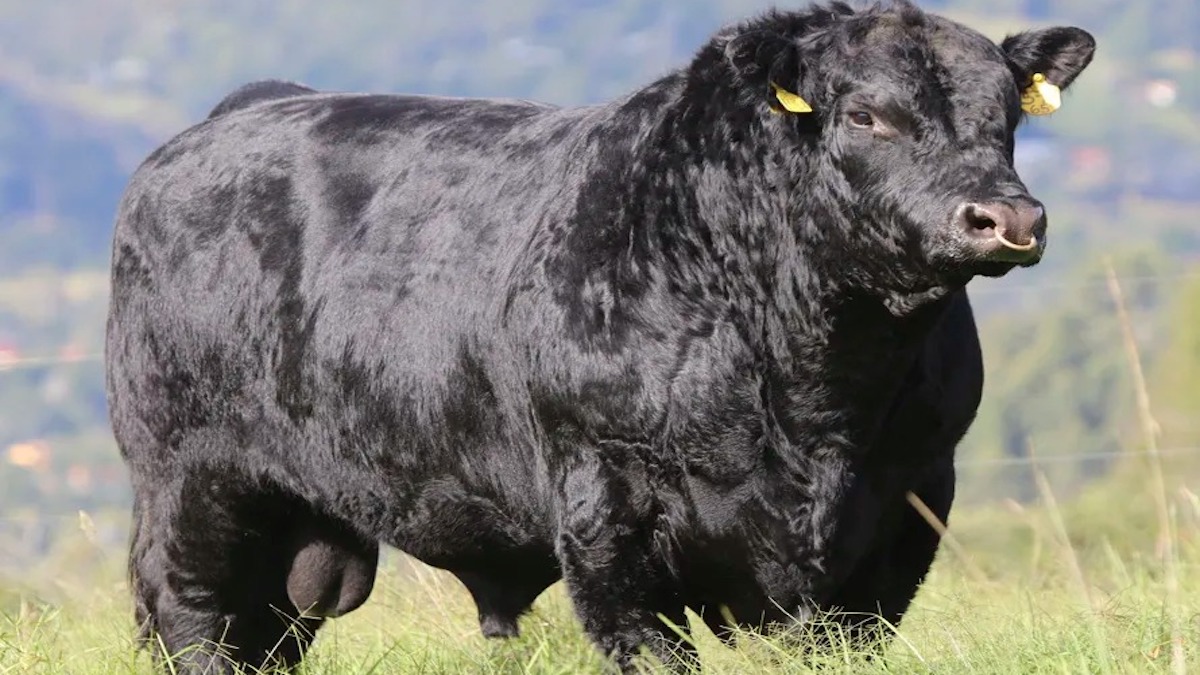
[679,447,924,625]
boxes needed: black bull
[105,1,1094,671]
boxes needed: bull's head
[720,1,1095,286]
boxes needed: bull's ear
[724,31,811,114]
[1001,26,1096,94]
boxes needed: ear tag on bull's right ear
[769,82,813,114]
[1020,73,1061,116]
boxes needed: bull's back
[113,91,571,283]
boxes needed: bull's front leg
[755,449,858,631]
[825,458,955,646]
[555,454,695,672]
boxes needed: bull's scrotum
[1021,73,1062,116]
[769,81,813,114]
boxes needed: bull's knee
[285,519,379,618]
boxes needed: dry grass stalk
[1105,258,1185,675]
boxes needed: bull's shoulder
[206,79,319,118]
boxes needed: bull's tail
[206,79,318,119]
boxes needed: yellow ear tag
[1020,73,1061,116]
[769,82,813,114]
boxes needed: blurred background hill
[0,0,1198,569]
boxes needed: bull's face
[723,3,1095,284]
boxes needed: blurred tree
[958,248,1174,503]
[0,0,1196,515]
[1152,273,1200,455]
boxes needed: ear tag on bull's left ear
[1020,73,1061,116]
[769,81,812,114]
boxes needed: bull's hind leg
[128,463,376,673]
[129,471,313,672]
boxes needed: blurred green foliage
[0,0,1196,520]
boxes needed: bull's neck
[715,283,956,465]
[643,82,959,420]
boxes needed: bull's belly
[360,468,563,608]
[267,412,930,628]
[276,437,556,570]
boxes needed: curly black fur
[105,1,1094,671]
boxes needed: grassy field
[2,269,1195,673]
[2,460,1198,675]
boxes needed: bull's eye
[847,111,875,128]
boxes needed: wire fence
[0,446,1197,525]
[965,270,1200,295]
[0,268,1195,370]
[0,353,102,373]
[955,445,1200,467]
[3,348,1196,470]
[3,444,1198,572]
[0,269,1197,564]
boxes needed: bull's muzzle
[955,200,1047,264]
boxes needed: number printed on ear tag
[1021,73,1061,116]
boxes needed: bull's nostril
[961,204,999,235]
[966,210,996,232]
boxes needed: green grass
[2,477,1198,675]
